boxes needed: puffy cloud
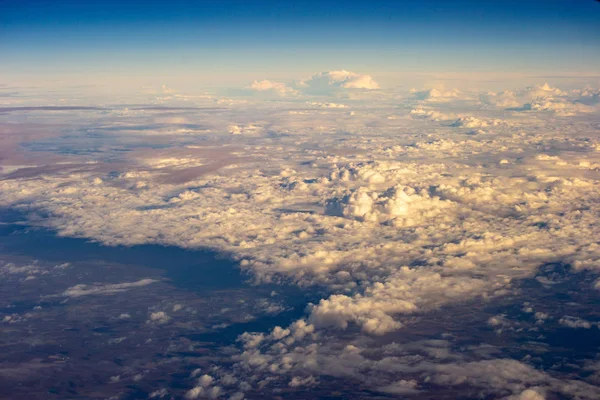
[452,116,506,129]
[299,70,380,91]
[325,184,453,227]
[409,107,457,121]
[198,374,215,388]
[480,91,521,108]
[1,261,70,282]
[524,99,594,116]
[249,80,296,96]
[246,70,379,98]
[288,376,317,387]
[309,266,488,335]
[559,316,593,329]
[481,83,598,115]
[378,379,420,395]
[307,101,348,108]
[505,388,546,400]
[574,88,600,105]
[411,87,462,102]
[523,82,564,99]
[147,311,171,324]
[228,124,262,135]
[217,317,600,399]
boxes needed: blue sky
[1,0,599,86]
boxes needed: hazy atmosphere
[1,1,600,399]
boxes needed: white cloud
[2,80,600,398]
[299,70,380,91]
[505,388,546,400]
[525,99,594,116]
[149,388,169,398]
[378,379,420,395]
[481,82,598,115]
[452,116,506,129]
[559,316,593,329]
[308,101,348,108]
[228,124,262,135]
[523,82,564,99]
[247,70,379,97]
[288,376,317,387]
[309,266,488,335]
[411,87,462,102]
[480,91,521,108]
[249,80,296,96]
[61,279,158,297]
[409,107,456,121]
[147,311,171,324]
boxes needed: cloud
[61,279,158,297]
[147,311,171,324]
[307,101,348,108]
[228,123,262,135]
[480,91,521,108]
[524,99,594,116]
[481,83,598,115]
[215,318,600,399]
[249,80,297,96]
[2,80,600,398]
[411,87,462,102]
[506,388,546,400]
[559,316,593,329]
[185,375,222,399]
[149,388,169,398]
[523,82,564,99]
[325,184,454,227]
[245,70,379,97]
[409,107,457,121]
[299,70,380,92]
[378,379,420,395]
[452,116,506,129]
[309,266,488,335]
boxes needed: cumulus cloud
[480,90,522,108]
[299,70,379,92]
[411,87,462,102]
[452,116,506,129]
[409,107,457,121]
[378,379,420,395]
[309,266,488,335]
[147,311,171,324]
[523,82,564,99]
[246,70,379,97]
[249,80,296,96]
[308,101,348,109]
[228,123,262,135]
[505,388,546,400]
[481,82,598,115]
[325,184,453,227]
[559,316,593,329]
[215,318,600,399]
[524,99,594,116]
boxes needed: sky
[2,0,599,87]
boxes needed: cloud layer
[1,79,600,398]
